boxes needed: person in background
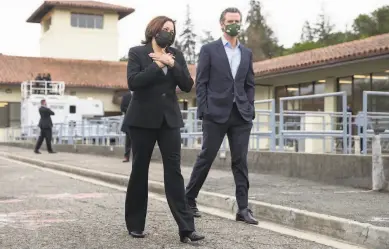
[120,91,133,162]
[121,16,204,243]
[35,74,43,81]
[185,7,258,225]
[34,99,56,154]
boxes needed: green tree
[300,21,315,42]
[178,4,197,64]
[285,11,351,55]
[240,0,283,60]
[199,30,215,45]
[172,39,183,51]
[353,6,389,37]
[313,11,335,46]
[119,56,128,62]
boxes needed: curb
[2,152,389,249]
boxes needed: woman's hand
[149,53,175,68]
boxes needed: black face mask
[155,30,173,48]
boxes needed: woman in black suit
[122,16,205,243]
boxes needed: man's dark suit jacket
[121,43,193,130]
[38,106,55,129]
[196,38,255,123]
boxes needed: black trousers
[34,128,53,152]
[124,132,132,158]
[124,121,194,234]
[186,104,253,210]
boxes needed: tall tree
[240,0,282,61]
[119,55,128,62]
[179,4,197,64]
[300,21,315,42]
[199,30,215,45]
[314,11,335,46]
[353,6,389,37]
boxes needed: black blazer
[38,106,55,129]
[122,43,193,129]
[120,91,132,114]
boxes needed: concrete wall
[40,8,119,61]
[3,142,388,190]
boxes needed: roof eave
[118,9,135,20]
[26,3,50,23]
[255,52,389,80]
[26,3,135,23]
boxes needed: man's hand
[149,53,175,68]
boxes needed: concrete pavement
[1,146,388,226]
[0,157,337,249]
[1,146,389,248]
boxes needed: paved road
[2,146,389,227]
[0,157,337,249]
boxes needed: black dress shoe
[129,231,145,238]
[190,206,201,218]
[236,208,258,225]
[48,151,57,154]
[34,150,41,154]
[180,231,205,243]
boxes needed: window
[353,74,371,112]
[371,72,389,112]
[71,13,103,29]
[337,77,353,112]
[69,105,76,114]
[313,80,325,111]
[0,102,9,128]
[9,103,21,127]
[300,82,314,111]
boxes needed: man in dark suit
[34,99,56,154]
[185,7,257,225]
[120,91,132,162]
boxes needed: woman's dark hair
[142,16,176,45]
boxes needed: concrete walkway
[1,145,388,227]
[1,157,339,249]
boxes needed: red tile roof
[27,0,135,23]
[254,33,389,76]
[1,34,388,89]
[0,55,196,89]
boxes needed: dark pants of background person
[34,128,53,152]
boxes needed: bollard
[371,129,387,191]
[354,136,360,155]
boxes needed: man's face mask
[224,23,241,37]
[155,30,173,48]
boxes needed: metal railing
[362,91,389,155]
[4,91,389,155]
[279,91,348,154]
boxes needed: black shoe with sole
[180,231,205,243]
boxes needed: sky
[0,0,388,59]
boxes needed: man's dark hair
[40,99,46,105]
[142,16,176,46]
[219,7,242,23]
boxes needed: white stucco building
[26,0,134,61]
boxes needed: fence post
[270,100,276,151]
[341,92,347,154]
[279,100,284,151]
[371,127,387,191]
